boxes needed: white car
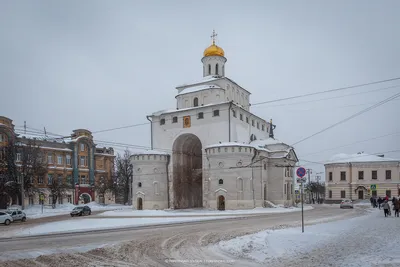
[6,209,27,222]
[340,199,354,209]
[0,211,14,225]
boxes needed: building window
[284,184,286,194]
[154,182,159,195]
[67,195,72,203]
[80,156,87,166]
[232,110,236,117]
[16,153,21,162]
[340,171,346,181]
[57,155,63,165]
[329,172,332,181]
[238,178,244,191]
[38,176,44,184]
[208,64,211,75]
[138,182,142,188]
[219,179,223,185]
[48,195,53,205]
[66,175,72,184]
[215,63,219,75]
[386,190,391,198]
[172,116,178,123]
[246,117,249,123]
[252,120,255,127]
[372,170,377,179]
[0,134,3,142]
[198,112,204,119]
[80,175,86,184]
[341,190,346,198]
[193,97,199,107]
[58,196,63,204]
[386,170,391,179]
[240,114,243,121]
[80,143,85,152]
[264,163,266,170]
[48,174,53,185]
[66,155,71,165]
[262,124,265,131]
[358,171,364,180]
[329,190,332,198]
[257,122,260,129]
[213,110,220,116]
[48,154,53,164]
[160,118,165,125]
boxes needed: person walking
[394,198,400,217]
[383,200,391,217]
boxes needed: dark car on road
[70,206,91,217]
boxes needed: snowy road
[0,205,365,266]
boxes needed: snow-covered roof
[176,75,220,88]
[17,133,66,143]
[131,149,170,156]
[177,84,222,96]
[251,138,284,147]
[151,102,229,117]
[326,153,400,164]
[205,142,255,149]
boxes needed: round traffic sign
[296,167,306,178]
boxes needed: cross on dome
[210,30,218,45]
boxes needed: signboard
[370,184,377,191]
[297,177,306,183]
[295,190,299,194]
[296,167,306,178]
[183,116,191,128]
[39,194,44,201]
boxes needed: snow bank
[23,202,131,219]
[15,216,237,237]
[216,208,399,265]
[97,206,313,217]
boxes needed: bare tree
[115,149,133,205]
[47,175,70,208]
[16,140,47,201]
[95,176,117,204]
[0,142,19,208]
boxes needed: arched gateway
[172,133,203,209]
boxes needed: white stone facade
[131,37,298,210]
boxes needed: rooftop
[176,84,222,96]
[326,153,400,164]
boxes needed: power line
[89,78,400,135]
[251,77,400,106]
[301,132,400,157]
[290,92,400,146]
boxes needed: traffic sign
[370,184,377,191]
[296,167,306,178]
[297,177,306,183]
[295,190,299,194]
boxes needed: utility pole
[128,164,133,206]
[306,168,312,203]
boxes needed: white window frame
[80,156,86,166]
[80,143,85,152]
[47,154,53,164]
[16,153,22,162]
[48,174,53,185]
[57,155,63,165]
[66,155,71,165]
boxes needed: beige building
[325,152,400,203]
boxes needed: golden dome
[203,44,225,57]
[203,30,225,57]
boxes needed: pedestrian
[378,197,383,209]
[394,198,400,217]
[383,200,391,217]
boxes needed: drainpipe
[146,116,153,150]
[228,101,233,142]
[166,155,170,209]
[349,163,353,200]
[251,149,257,208]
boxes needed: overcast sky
[1,0,399,178]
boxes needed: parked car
[70,206,91,217]
[340,199,354,209]
[0,211,14,225]
[6,209,27,222]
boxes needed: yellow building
[0,116,115,207]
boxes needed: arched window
[219,179,223,185]
[154,182,159,195]
[238,178,244,191]
[193,97,199,107]
[208,64,211,75]
[216,64,219,75]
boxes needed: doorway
[137,197,143,210]
[358,190,364,200]
[218,195,225,211]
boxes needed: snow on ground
[13,216,237,237]
[216,207,399,266]
[98,205,313,217]
[10,202,132,219]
